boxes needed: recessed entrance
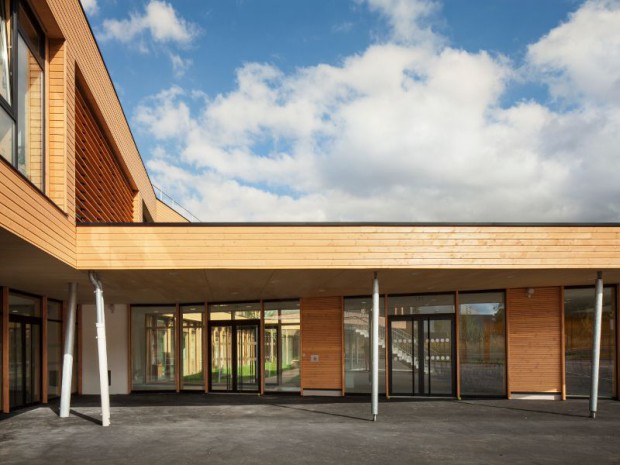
[209,322,260,392]
[388,315,455,396]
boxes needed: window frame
[0,0,46,193]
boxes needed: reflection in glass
[390,320,414,395]
[264,301,301,392]
[428,319,452,395]
[0,107,13,164]
[181,305,203,390]
[0,0,10,104]
[209,302,261,321]
[9,292,40,317]
[211,326,232,391]
[9,320,41,408]
[131,306,176,390]
[344,297,386,394]
[237,325,259,391]
[459,292,506,396]
[17,35,43,189]
[388,294,455,315]
[565,287,616,398]
[47,319,62,398]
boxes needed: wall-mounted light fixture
[526,288,535,298]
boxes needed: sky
[80,0,620,222]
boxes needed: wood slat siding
[507,287,562,393]
[48,39,66,210]
[43,0,157,219]
[300,297,343,391]
[77,226,620,270]
[75,87,134,223]
[0,162,76,266]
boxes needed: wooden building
[0,0,618,414]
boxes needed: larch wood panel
[44,0,157,219]
[301,297,343,390]
[48,39,66,210]
[77,226,620,270]
[75,87,134,223]
[507,287,562,393]
[0,161,76,266]
[156,199,189,223]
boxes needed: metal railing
[153,185,201,222]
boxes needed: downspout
[89,271,111,427]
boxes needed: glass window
[388,294,455,315]
[9,291,40,317]
[0,106,14,163]
[181,305,203,390]
[47,320,62,398]
[47,300,62,321]
[18,4,42,57]
[459,292,506,396]
[263,301,301,392]
[564,287,616,398]
[344,297,386,394]
[17,35,43,189]
[131,306,177,390]
[209,302,261,321]
[0,0,10,104]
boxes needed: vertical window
[47,300,62,398]
[0,1,45,191]
[344,297,386,394]
[180,305,203,390]
[564,287,616,398]
[131,306,177,390]
[264,301,301,392]
[458,292,506,396]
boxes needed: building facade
[0,0,618,414]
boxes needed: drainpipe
[89,271,111,427]
[371,272,379,421]
[59,282,78,418]
[590,271,603,419]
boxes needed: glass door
[388,315,455,397]
[210,322,260,392]
[9,318,41,409]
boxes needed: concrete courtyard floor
[1,394,619,465]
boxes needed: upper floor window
[0,0,45,191]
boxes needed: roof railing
[153,185,201,222]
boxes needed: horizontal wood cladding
[75,88,134,223]
[0,161,76,266]
[301,297,343,391]
[77,225,620,270]
[507,287,562,393]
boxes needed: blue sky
[81,0,620,222]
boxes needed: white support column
[60,282,78,418]
[590,271,604,419]
[89,272,111,427]
[371,272,379,421]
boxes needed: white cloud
[81,0,98,16]
[527,0,620,104]
[135,0,620,222]
[361,0,442,46]
[100,1,198,45]
[169,53,193,77]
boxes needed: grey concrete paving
[1,394,619,465]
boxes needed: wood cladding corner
[507,287,562,394]
[300,296,343,391]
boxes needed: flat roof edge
[76,222,620,227]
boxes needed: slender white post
[590,271,604,419]
[60,282,78,418]
[371,272,379,421]
[89,272,111,427]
